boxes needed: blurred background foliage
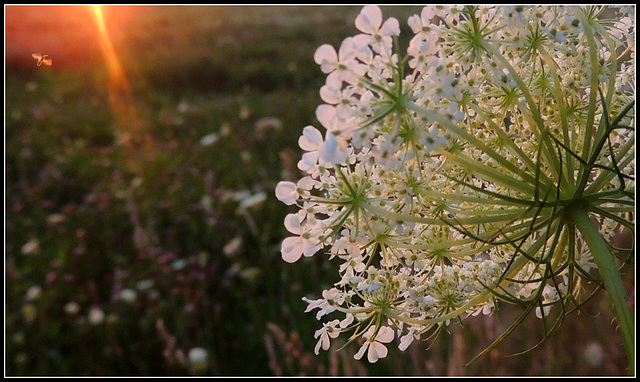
[5,5,633,376]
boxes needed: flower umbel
[277,5,635,367]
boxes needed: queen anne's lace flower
[354,326,395,363]
[276,5,635,364]
[315,37,367,85]
[281,214,325,263]
[313,319,341,355]
[354,5,400,56]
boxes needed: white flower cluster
[276,5,635,362]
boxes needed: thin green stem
[415,188,532,206]
[466,102,555,189]
[537,45,575,189]
[590,20,618,109]
[567,205,634,374]
[574,7,601,185]
[402,100,546,193]
[511,99,565,188]
[479,39,564,181]
[438,150,539,197]
[361,200,545,226]
[585,136,635,194]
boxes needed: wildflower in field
[88,306,105,325]
[188,347,209,373]
[582,342,605,368]
[21,304,37,323]
[64,302,81,316]
[46,213,65,224]
[24,285,42,301]
[277,5,635,366]
[12,332,25,346]
[20,238,39,256]
[238,190,267,209]
[136,279,154,291]
[200,133,219,146]
[118,288,138,303]
[223,236,243,258]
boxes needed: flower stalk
[567,204,634,373]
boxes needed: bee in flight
[32,53,52,67]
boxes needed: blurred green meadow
[5,5,633,376]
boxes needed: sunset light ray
[91,5,149,156]
[92,5,127,92]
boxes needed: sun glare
[90,5,151,157]
[91,5,127,90]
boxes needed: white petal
[281,236,299,253]
[368,342,388,363]
[408,14,422,33]
[337,37,357,62]
[421,7,437,24]
[314,44,338,70]
[340,314,354,328]
[353,342,369,360]
[275,181,297,205]
[319,76,342,104]
[297,176,316,190]
[367,347,379,363]
[316,104,337,131]
[377,326,395,343]
[297,152,319,172]
[303,240,323,258]
[284,213,302,234]
[399,334,414,351]
[326,70,346,87]
[352,34,372,51]
[355,5,382,34]
[380,18,400,37]
[281,237,303,263]
[320,133,349,166]
[346,61,367,77]
[320,85,341,105]
[321,332,331,350]
[299,126,323,151]
[319,133,340,165]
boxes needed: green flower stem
[551,227,570,270]
[416,189,531,206]
[537,46,575,185]
[510,99,566,189]
[567,205,634,373]
[590,21,618,109]
[594,204,635,214]
[479,39,564,181]
[402,100,544,192]
[585,137,635,194]
[438,150,539,196]
[575,8,601,174]
[591,207,634,231]
[466,103,555,188]
[361,200,543,226]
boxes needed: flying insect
[32,53,52,67]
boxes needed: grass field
[5,5,633,376]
